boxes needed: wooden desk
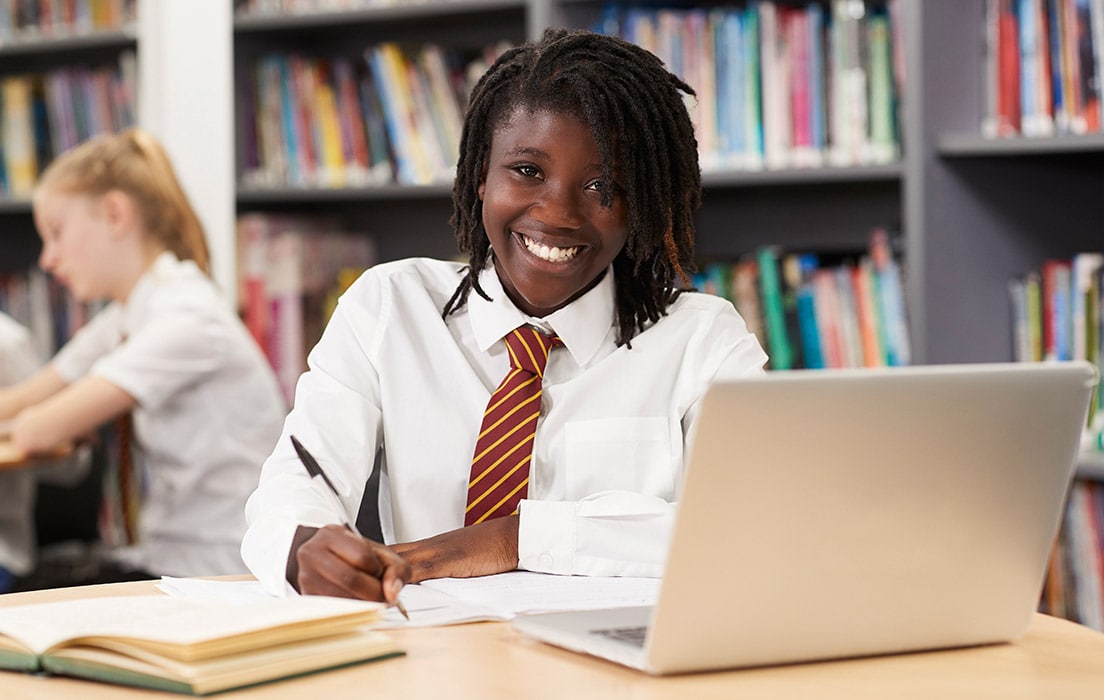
[1,580,1103,699]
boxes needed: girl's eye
[586,179,621,195]
[513,164,541,178]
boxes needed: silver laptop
[512,362,1097,674]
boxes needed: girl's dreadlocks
[443,27,702,346]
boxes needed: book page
[159,577,506,629]
[44,626,400,695]
[0,594,383,657]
[157,577,273,603]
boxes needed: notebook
[512,361,1097,674]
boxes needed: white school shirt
[242,257,767,596]
[0,313,41,576]
[52,252,286,577]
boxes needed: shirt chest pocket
[564,417,675,500]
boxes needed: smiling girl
[241,29,768,602]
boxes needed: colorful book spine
[870,228,910,366]
[743,5,764,169]
[1075,0,1101,131]
[1047,0,1070,132]
[758,246,794,370]
[275,55,302,186]
[357,67,395,184]
[313,67,347,188]
[731,258,766,349]
[1,76,38,196]
[854,259,884,367]
[331,58,371,185]
[867,7,899,160]
[806,3,827,158]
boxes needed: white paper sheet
[160,571,660,629]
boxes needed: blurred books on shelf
[234,0,445,17]
[595,0,905,172]
[693,227,909,371]
[981,0,1103,138]
[236,213,377,405]
[241,40,511,189]
[1041,479,1104,632]
[1009,252,1104,423]
[237,1,909,191]
[0,0,135,42]
[1010,250,1104,631]
[0,52,136,198]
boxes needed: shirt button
[537,553,554,570]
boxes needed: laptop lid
[642,361,1095,673]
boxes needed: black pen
[290,434,409,620]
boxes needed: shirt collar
[121,251,181,330]
[468,259,617,366]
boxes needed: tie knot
[505,326,561,377]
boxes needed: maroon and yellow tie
[465,326,561,526]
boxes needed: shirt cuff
[240,515,301,597]
[517,499,577,575]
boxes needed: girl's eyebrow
[502,145,606,173]
[503,145,550,159]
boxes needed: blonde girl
[0,128,285,582]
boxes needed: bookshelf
[911,1,1104,367]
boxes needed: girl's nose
[531,183,584,230]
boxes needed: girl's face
[479,108,629,318]
[34,189,119,302]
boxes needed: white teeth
[521,234,580,263]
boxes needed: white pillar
[137,0,236,305]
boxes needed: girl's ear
[101,190,136,238]
[477,160,488,200]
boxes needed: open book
[0,594,401,695]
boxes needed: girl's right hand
[288,524,411,603]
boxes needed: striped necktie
[465,326,561,526]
